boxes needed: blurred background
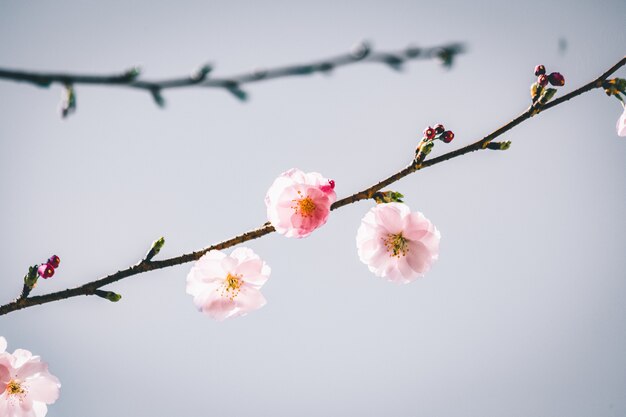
[1,0,625,416]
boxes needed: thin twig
[0,42,465,111]
[1,56,624,316]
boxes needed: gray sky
[1,0,625,416]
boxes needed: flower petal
[15,358,47,381]
[617,107,626,137]
[203,297,237,321]
[12,349,33,369]
[32,402,48,417]
[374,203,407,234]
[235,286,267,315]
[24,372,61,404]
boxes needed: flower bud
[423,127,436,140]
[434,124,445,135]
[37,263,55,279]
[534,65,546,76]
[24,265,39,289]
[548,72,565,87]
[537,74,548,87]
[442,130,455,143]
[320,179,336,193]
[145,237,165,261]
[47,255,60,269]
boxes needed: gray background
[1,0,625,416]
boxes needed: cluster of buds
[416,124,454,161]
[534,65,565,87]
[37,255,61,279]
[531,65,565,106]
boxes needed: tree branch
[0,41,465,111]
[1,56,624,316]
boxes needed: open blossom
[0,337,61,417]
[186,247,271,321]
[265,168,336,238]
[617,106,626,137]
[356,202,440,284]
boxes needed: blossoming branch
[1,55,624,319]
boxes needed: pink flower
[617,106,626,137]
[0,337,61,417]
[265,168,336,238]
[356,203,440,283]
[186,247,271,321]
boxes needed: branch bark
[0,42,465,109]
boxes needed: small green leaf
[23,265,39,289]
[373,191,405,204]
[60,84,77,118]
[538,87,557,105]
[123,66,141,81]
[486,141,512,150]
[94,290,122,302]
[145,237,165,261]
[191,64,213,81]
[531,83,542,102]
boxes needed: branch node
[350,40,371,60]
[191,64,213,82]
[150,87,166,107]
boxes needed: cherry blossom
[186,247,271,321]
[265,168,336,238]
[356,202,440,283]
[0,337,61,417]
[617,106,626,137]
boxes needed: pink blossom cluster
[0,337,60,417]
[187,168,443,320]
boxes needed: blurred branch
[0,41,465,115]
[0,55,624,316]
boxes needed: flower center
[219,273,243,300]
[6,380,24,396]
[292,191,316,217]
[383,233,409,258]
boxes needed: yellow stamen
[292,191,316,217]
[218,273,243,300]
[6,380,24,396]
[383,233,409,258]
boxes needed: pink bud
[537,74,548,87]
[442,130,455,143]
[423,127,436,140]
[534,65,546,76]
[548,72,565,87]
[320,179,336,193]
[37,263,55,279]
[48,255,60,269]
